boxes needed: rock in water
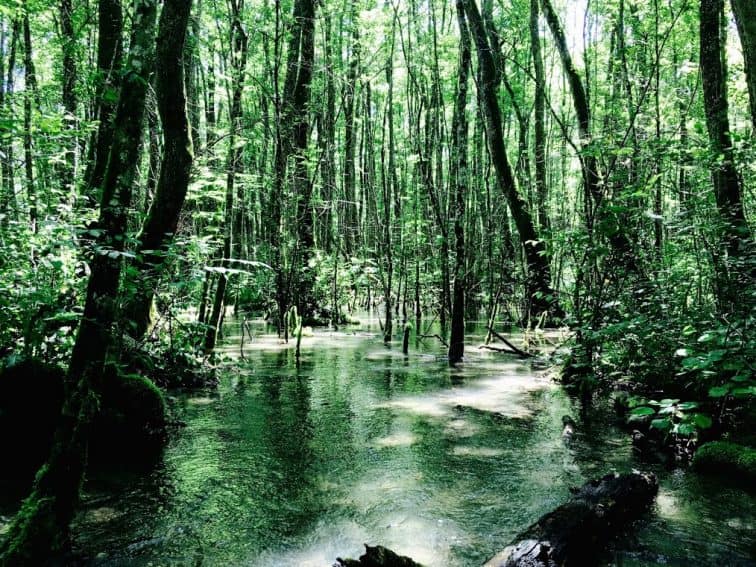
[335,544,424,567]
[484,471,658,567]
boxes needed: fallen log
[484,471,658,567]
[335,544,423,567]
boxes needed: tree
[448,0,471,363]
[461,0,562,324]
[700,0,753,308]
[0,0,192,561]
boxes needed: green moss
[91,372,168,458]
[693,441,756,480]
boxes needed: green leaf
[651,418,672,431]
[732,387,756,398]
[691,414,712,429]
[677,401,699,411]
[708,385,730,398]
[630,406,655,416]
[676,423,696,436]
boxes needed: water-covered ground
[68,318,755,565]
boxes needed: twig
[484,326,535,358]
[419,334,449,347]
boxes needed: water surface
[72,319,755,566]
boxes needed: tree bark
[731,0,756,132]
[60,0,77,199]
[700,0,753,308]
[0,0,158,561]
[122,0,194,340]
[448,0,471,364]
[461,0,562,324]
[485,472,658,567]
[530,0,549,232]
[205,0,248,353]
[84,0,123,204]
[22,8,37,232]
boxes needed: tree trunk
[84,0,123,204]
[0,0,158,561]
[448,0,471,364]
[700,0,753,309]
[530,0,549,232]
[22,8,37,232]
[122,0,195,340]
[461,0,561,324]
[0,19,19,223]
[60,0,77,200]
[485,472,658,567]
[205,0,247,353]
[731,0,756,131]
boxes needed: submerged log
[484,471,658,567]
[335,545,423,567]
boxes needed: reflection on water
[72,319,755,566]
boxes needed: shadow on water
[65,318,755,566]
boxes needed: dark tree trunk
[0,0,158,561]
[342,5,360,255]
[461,0,562,324]
[448,0,471,364]
[123,0,195,340]
[700,0,753,308]
[60,0,77,198]
[22,8,37,232]
[731,0,756,132]
[530,0,549,232]
[84,0,123,203]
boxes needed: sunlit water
[62,318,755,565]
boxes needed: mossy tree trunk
[0,0,190,561]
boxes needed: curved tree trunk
[461,0,562,324]
[123,0,195,340]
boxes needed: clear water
[64,319,755,565]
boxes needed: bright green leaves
[631,398,713,438]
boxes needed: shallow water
[70,319,754,566]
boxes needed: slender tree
[448,0,471,363]
[461,0,561,323]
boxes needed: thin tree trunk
[205,0,248,353]
[449,0,471,363]
[461,0,562,324]
[60,0,77,200]
[530,0,549,232]
[22,9,37,232]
